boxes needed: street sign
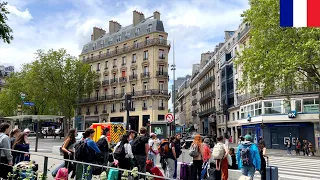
[20,93,26,100]
[288,110,297,118]
[23,102,35,106]
[166,113,174,123]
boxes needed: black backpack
[113,143,126,160]
[96,137,109,152]
[131,136,143,154]
[75,140,88,161]
[240,144,252,166]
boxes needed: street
[29,136,63,153]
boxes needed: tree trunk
[63,117,69,137]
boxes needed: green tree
[236,0,320,135]
[0,1,13,43]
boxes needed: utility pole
[171,39,176,136]
[125,93,132,130]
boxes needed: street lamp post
[171,39,176,136]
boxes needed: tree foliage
[0,1,13,44]
[236,0,320,95]
[0,49,95,133]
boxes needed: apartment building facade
[79,11,171,132]
[175,78,192,127]
[0,65,14,92]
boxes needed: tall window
[112,104,115,111]
[132,54,136,63]
[121,86,125,94]
[143,66,148,73]
[95,105,98,112]
[159,65,164,73]
[103,104,107,111]
[159,49,164,59]
[264,100,282,114]
[113,87,116,95]
[143,100,147,107]
[159,99,164,107]
[132,69,136,75]
[95,90,99,99]
[105,61,108,69]
[113,59,117,67]
[135,28,140,35]
[159,81,164,91]
[159,35,164,43]
[104,89,107,97]
[122,56,126,65]
[107,49,109,55]
[115,46,118,53]
[134,40,138,48]
[295,100,302,112]
[122,71,126,77]
[143,82,148,90]
[123,43,127,49]
[99,51,102,58]
[147,24,152,32]
[97,63,100,71]
[132,84,135,94]
[255,102,262,116]
[131,100,135,109]
[87,106,90,113]
[143,51,148,60]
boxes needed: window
[143,51,148,60]
[132,69,136,75]
[93,43,96,50]
[105,61,108,69]
[145,36,150,43]
[87,106,90,113]
[113,87,116,95]
[101,40,105,46]
[113,73,116,80]
[109,37,113,45]
[143,100,147,107]
[123,43,127,49]
[121,86,125,94]
[159,35,164,42]
[132,84,135,94]
[159,81,164,91]
[159,99,164,107]
[122,56,126,65]
[112,104,115,111]
[135,28,140,35]
[97,63,100,71]
[284,101,291,114]
[122,71,126,77]
[131,100,135,109]
[134,40,138,48]
[104,89,107,96]
[95,90,99,99]
[237,111,240,120]
[107,49,110,55]
[143,66,148,73]
[132,54,137,63]
[103,104,107,111]
[113,59,117,67]
[303,98,319,113]
[159,49,164,59]
[83,56,85,61]
[117,34,121,42]
[159,65,164,73]
[125,32,130,39]
[295,100,302,113]
[95,105,98,112]
[232,113,235,121]
[240,102,262,118]
[143,82,148,90]
[91,54,93,59]
[99,51,102,58]
[254,102,262,116]
[115,46,118,53]
[264,100,282,114]
[147,24,152,32]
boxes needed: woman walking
[9,128,21,164]
[12,132,30,164]
[258,141,267,180]
[61,128,77,178]
[190,134,204,180]
[114,134,134,179]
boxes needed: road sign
[20,93,26,100]
[23,102,35,106]
[166,113,174,123]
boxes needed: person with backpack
[96,127,110,165]
[132,127,149,176]
[212,136,229,180]
[148,133,159,166]
[81,128,101,180]
[61,129,77,178]
[189,134,204,180]
[113,134,134,179]
[236,134,261,179]
[173,134,182,179]
[164,136,177,178]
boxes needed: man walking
[132,127,149,175]
[236,134,261,179]
[148,133,159,165]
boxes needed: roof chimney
[109,20,116,34]
[153,11,160,20]
[133,10,144,26]
[92,27,106,41]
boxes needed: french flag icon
[280,0,320,27]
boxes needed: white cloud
[0,0,249,75]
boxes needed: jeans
[193,160,203,180]
[241,165,256,179]
[173,159,177,178]
[166,158,175,178]
[82,164,93,180]
[148,153,157,166]
[287,147,291,154]
[135,155,147,179]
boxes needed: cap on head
[150,133,156,137]
[24,128,30,133]
[244,134,252,141]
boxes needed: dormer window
[125,32,130,39]
[135,28,140,36]
[108,37,113,45]
[117,34,121,42]
[147,24,152,33]
[101,40,105,47]
[84,46,88,50]
[92,43,96,50]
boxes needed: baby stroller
[10,161,38,180]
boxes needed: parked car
[75,131,84,142]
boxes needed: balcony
[111,109,116,113]
[158,106,165,110]
[159,56,165,60]
[94,81,101,89]
[102,110,107,114]
[120,108,125,112]
[141,72,150,79]
[102,80,109,86]
[199,92,216,104]
[110,78,118,85]
[199,76,215,91]
[198,107,216,117]
[129,74,138,81]
[156,71,168,78]
[132,60,136,63]
[192,110,197,117]
[121,63,126,67]
[94,111,98,114]
[119,77,127,83]
[142,107,148,110]
[113,64,117,68]
[192,99,197,106]
[86,111,90,115]
[192,88,197,96]
[143,57,148,60]
[82,38,171,62]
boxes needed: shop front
[242,122,315,149]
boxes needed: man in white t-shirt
[148,133,160,165]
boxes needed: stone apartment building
[79,11,171,131]
[0,65,14,92]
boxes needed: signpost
[20,93,26,100]
[166,113,174,123]
[23,102,35,106]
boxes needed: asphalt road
[29,136,64,153]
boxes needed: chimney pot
[153,11,160,20]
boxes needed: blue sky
[0,0,249,108]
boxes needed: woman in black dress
[258,141,267,180]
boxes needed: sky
[0,0,249,109]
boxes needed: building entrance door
[271,131,279,149]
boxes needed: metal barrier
[0,148,175,180]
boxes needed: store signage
[288,110,297,118]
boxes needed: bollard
[43,156,49,180]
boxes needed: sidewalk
[30,152,63,180]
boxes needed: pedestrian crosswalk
[253,155,320,180]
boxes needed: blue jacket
[236,141,261,170]
[85,138,101,153]
[14,144,30,164]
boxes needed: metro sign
[288,110,297,118]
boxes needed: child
[228,148,238,170]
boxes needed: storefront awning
[4,115,64,121]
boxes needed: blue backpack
[240,144,252,166]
